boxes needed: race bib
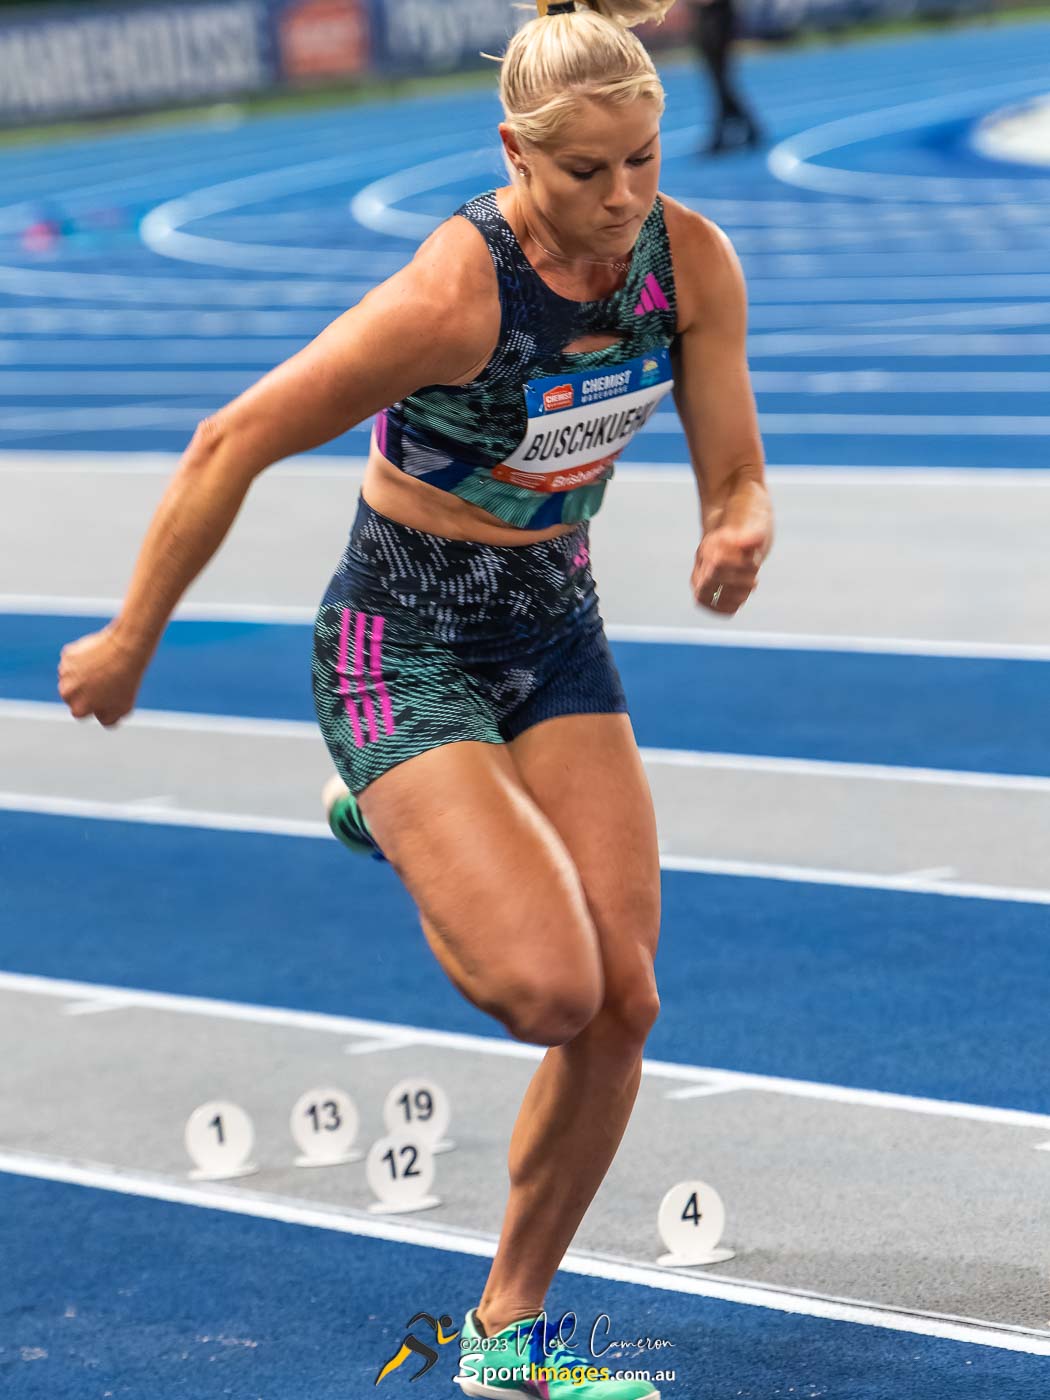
[492,347,673,494]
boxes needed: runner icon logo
[375,1310,460,1385]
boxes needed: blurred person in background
[687,0,764,153]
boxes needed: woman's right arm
[58,218,497,727]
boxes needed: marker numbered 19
[383,1077,454,1153]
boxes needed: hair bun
[536,0,676,23]
[580,0,677,25]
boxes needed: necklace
[522,217,633,276]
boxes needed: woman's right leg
[358,738,605,1048]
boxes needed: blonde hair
[500,1,676,151]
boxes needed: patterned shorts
[312,495,628,798]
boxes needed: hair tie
[545,2,577,13]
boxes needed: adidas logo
[633,273,670,316]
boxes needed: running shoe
[322,775,388,862]
[454,1309,660,1399]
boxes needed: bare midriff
[362,442,580,546]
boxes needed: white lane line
[7,604,1050,662]
[345,1035,420,1056]
[0,372,257,396]
[1,1149,1048,1354]
[0,113,411,232]
[1,453,1048,487]
[2,970,1050,1132]
[5,407,1047,437]
[0,340,306,364]
[855,301,1050,331]
[748,280,1050,301]
[768,76,1050,200]
[749,415,1050,436]
[607,628,1050,663]
[347,114,756,241]
[687,196,1048,225]
[0,451,369,477]
[5,369,1050,397]
[664,1084,744,1101]
[1,307,331,335]
[0,701,323,739]
[641,750,1050,795]
[3,789,1046,905]
[0,599,327,624]
[350,147,502,239]
[349,66,1050,242]
[729,467,1050,486]
[747,371,1050,393]
[658,851,1050,907]
[142,132,482,273]
[749,334,1050,356]
[0,262,370,306]
[6,318,1050,350]
[0,791,330,839]
[749,254,1050,276]
[0,405,211,432]
[5,703,1050,795]
[5,704,1050,798]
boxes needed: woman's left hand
[692,521,772,615]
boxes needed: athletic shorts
[311,495,628,799]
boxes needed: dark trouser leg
[694,1,762,149]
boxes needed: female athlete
[58,0,773,1394]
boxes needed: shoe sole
[322,773,350,821]
[322,775,390,862]
[322,775,372,855]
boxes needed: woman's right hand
[58,623,148,728]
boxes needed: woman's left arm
[670,211,774,615]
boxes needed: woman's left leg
[474,712,662,1335]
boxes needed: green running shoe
[454,1309,659,1399]
[322,775,388,863]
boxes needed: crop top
[372,189,679,530]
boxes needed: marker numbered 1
[184,1101,259,1180]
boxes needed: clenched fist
[692,522,772,616]
[58,624,147,729]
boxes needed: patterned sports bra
[373,189,679,530]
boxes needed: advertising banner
[0,0,274,122]
[275,0,372,81]
[369,0,516,73]
[0,0,996,126]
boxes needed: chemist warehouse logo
[543,383,574,412]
